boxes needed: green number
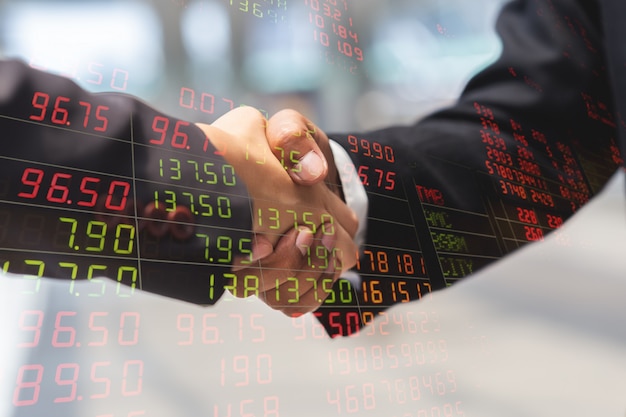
[87,264,107,297]
[268,207,279,229]
[23,259,44,294]
[252,2,263,17]
[187,160,200,182]
[286,209,298,229]
[59,262,79,294]
[87,264,107,278]
[323,278,336,303]
[217,196,232,218]
[114,224,135,254]
[86,221,107,252]
[238,238,253,265]
[305,277,319,301]
[199,195,213,217]
[217,236,232,263]
[302,211,316,233]
[161,158,181,180]
[60,217,78,249]
[317,245,329,269]
[243,275,259,297]
[286,277,299,303]
[321,213,335,235]
[196,233,210,260]
[116,266,138,297]
[208,273,216,299]
[203,162,218,184]
[164,190,177,212]
[224,272,238,296]
[289,150,301,174]
[222,164,236,186]
[182,191,195,213]
[339,279,353,303]
[239,0,249,12]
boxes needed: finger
[267,109,331,186]
[231,226,313,296]
[316,221,358,276]
[320,189,360,240]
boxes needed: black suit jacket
[0,59,252,304]
[319,0,625,335]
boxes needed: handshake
[196,107,359,316]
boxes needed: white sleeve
[329,140,368,250]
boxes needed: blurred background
[0,0,509,132]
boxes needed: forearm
[0,59,253,304]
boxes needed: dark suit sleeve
[316,0,623,335]
[0,59,253,305]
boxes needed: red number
[118,312,140,346]
[86,62,103,85]
[77,176,100,207]
[221,97,234,110]
[94,105,109,132]
[327,388,341,413]
[360,139,371,157]
[179,87,194,108]
[29,92,49,121]
[110,68,129,91]
[104,180,130,211]
[171,121,190,149]
[357,165,369,185]
[52,311,76,347]
[13,364,44,406]
[88,312,109,347]
[18,168,44,199]
[90,361,111,399]
[372,142,383,159]
[256,354,272,384]
[347,135,358,153]
[51,96,70,124]
[53,363,79,403]
[383,145,395,162]
[150,116,169,145]
[202,313,219,344]
[200,93,215,114]
[46,172,71,203]
[177,314,194,345]
[79,101,91,127]
[121,360,144,396]
[385,171,396,190]
[17,310,44,348]
[345,384,358,412]
[524,226,544,241]
[374,168,384,187]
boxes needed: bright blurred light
[181,0,231,64]
[1,1,163,96]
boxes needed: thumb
[266,109,331,186]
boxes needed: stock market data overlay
[1,0,625,416]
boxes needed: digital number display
[2,0,625,416]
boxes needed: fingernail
[295,226,314,256]
[294,151,326,182]
[321,229,335,252]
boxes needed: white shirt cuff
[329,140,368,250]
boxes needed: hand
[265,109,338,189]
[195,107,357,315]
